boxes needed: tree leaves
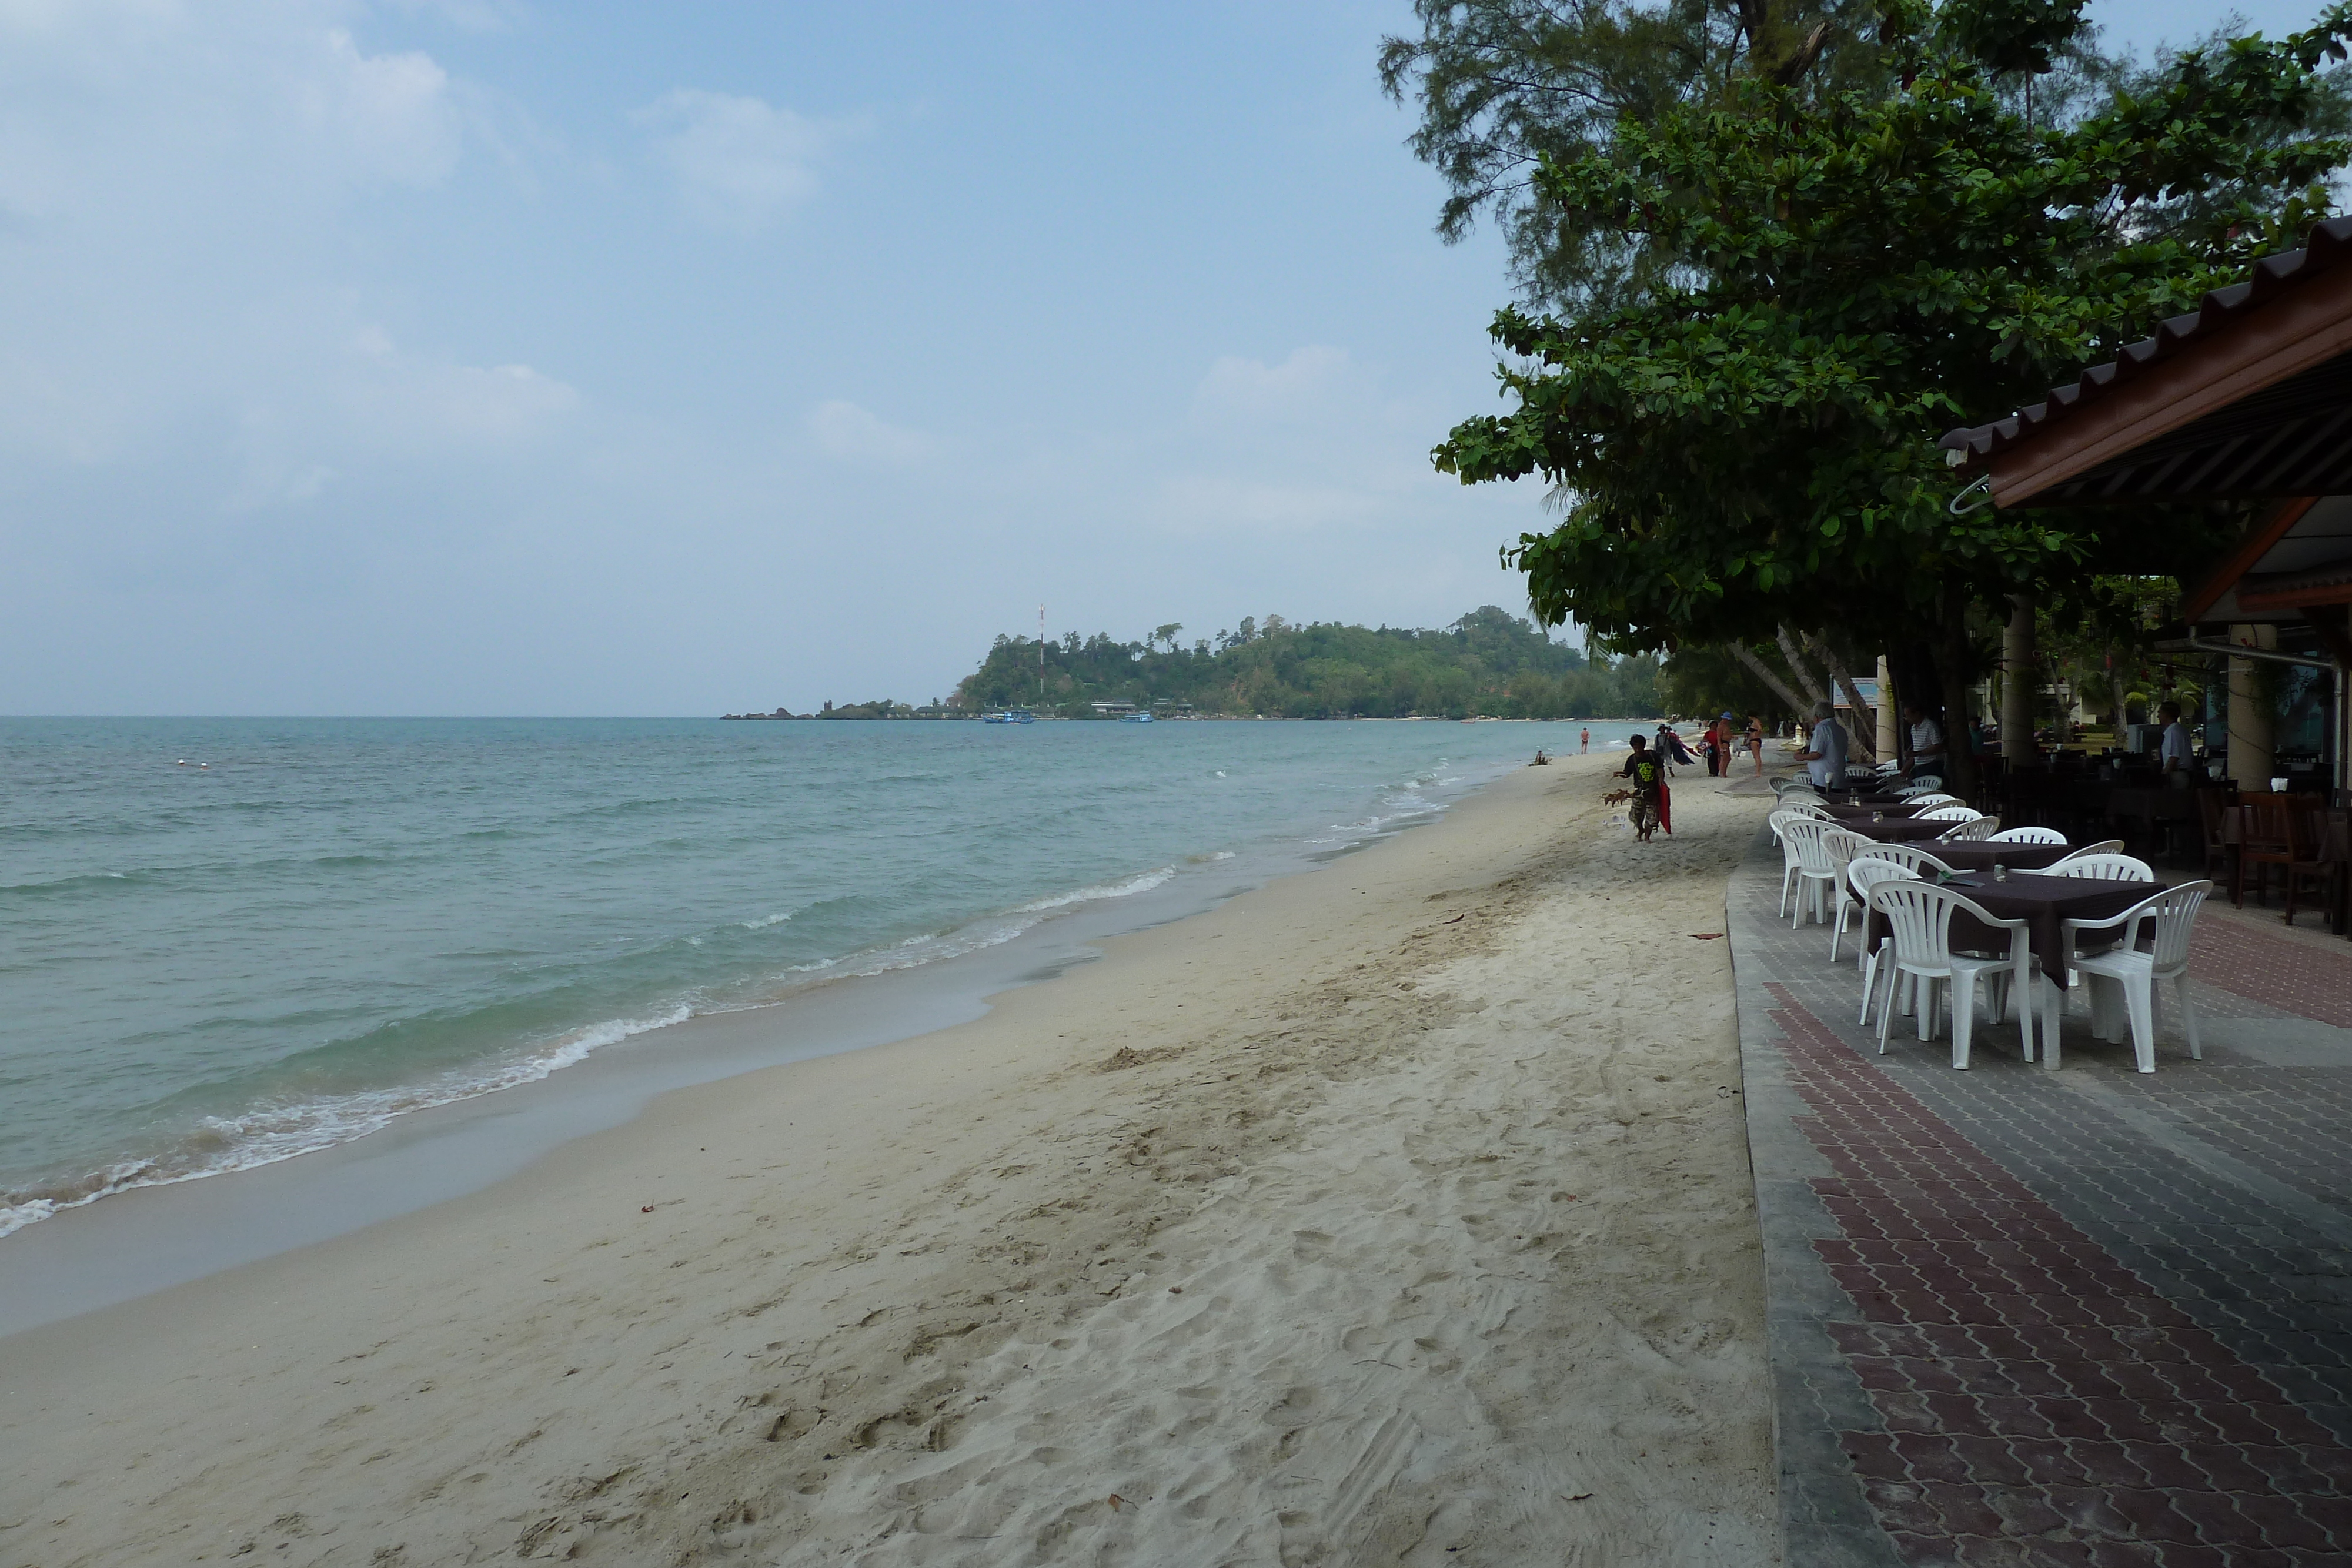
[1414,1,2350,653]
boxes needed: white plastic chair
[1988,826,2067,845]
[1783,819,1844,927]
[1917,805,1982,822]
[1855,842,1956,877]
[1906,792,1961,808]
[1821,827,1868,955]
[1893,776,1944,797]
[1939,816,2002,842]
[2058,840,2124,862]
[1769,811,1808,913]
[1840,860,1917,1026]
[1781,800,1833,820]
[2052,853,2154,882]
[2060,881,2211,1073]
[1867,881,2037,1068]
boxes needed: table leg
[2034,973,2064,1071]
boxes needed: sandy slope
[0,754,1778,1567]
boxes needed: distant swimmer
[176,759,187,765]
[1530,748,1549,766]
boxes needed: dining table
[1823,801,1925,820]
[1840,815,1966,844]
[1925,841,2074,874]
[1866,869,2158,1068]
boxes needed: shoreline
[1,754,1779,1564]
[0,734,1572,1321]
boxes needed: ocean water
[1,716,1648,1237]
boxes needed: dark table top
[1865,870,2157,985]
[1942,871,2157,985]
[1823,801,1925,820]
[1927,841,2074,873]
[1842,816,1962,843]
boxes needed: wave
[0,1004,692,1241]
[0,862,1192,1240]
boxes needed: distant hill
[952,606,1661,720]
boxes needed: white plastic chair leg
[2098,982,2136,1044]
[2037,979,2064,1071]
[2122,975,2156,1073]
[1859,948,1882,1025]
[1917,977,1937,1042]
[1875,969,1899,1054]
[1830,901,1848,962]
[1951,971,1980,1069]
[2174,976,2202,1061]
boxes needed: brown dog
[1601,788,1635,807]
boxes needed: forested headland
[951,606,1660,719]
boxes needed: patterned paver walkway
[1728,824,2352,1566]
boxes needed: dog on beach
[1600,788,1635,806]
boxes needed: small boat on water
[983,708,1036,724]
[1120,711,1154,723]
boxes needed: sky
[0,0,2331,715]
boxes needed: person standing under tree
[1902,700,1946,781]
[1792,701,1849,790]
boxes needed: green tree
[1408,0,2352,794]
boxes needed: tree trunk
[1931,588,1982,801]
[2000,595,2036,763]
[1775,624,1829,706]
[1730,643,1810,719]
[1804,634,1877,765]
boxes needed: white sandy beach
[1,754,1778,1566]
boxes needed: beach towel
[1657,779,1673,835]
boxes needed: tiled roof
[1938,215,2352,467]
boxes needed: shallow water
[1,716,1651,1234]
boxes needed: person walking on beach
[1620,734,1666,842]
[1746,715,1766,775]
[1579,726,1589,754]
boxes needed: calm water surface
[0,717,1649,1234]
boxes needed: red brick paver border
[1767,981,2352,1564]
[2186,920,2352,1029]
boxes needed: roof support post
[2226,625,2278,788]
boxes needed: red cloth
[1658,780,1673,835]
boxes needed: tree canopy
[1389,0,2352,786]
[953,607,1664,719]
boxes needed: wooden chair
[2236,795,2336,926]
[2196,790,2239,885]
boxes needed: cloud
[1191,345,1357,426]
[636,89,836,232]
[300,29,463,188]
[809,399,926,464]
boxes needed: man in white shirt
[1793,700,1849,788]
[1902,701,1946,779]
[2158,701,2193,778]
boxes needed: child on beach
[1620,735,1666,842]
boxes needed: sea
[1,716,1652,1241]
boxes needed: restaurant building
[1938,216,2352,803]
